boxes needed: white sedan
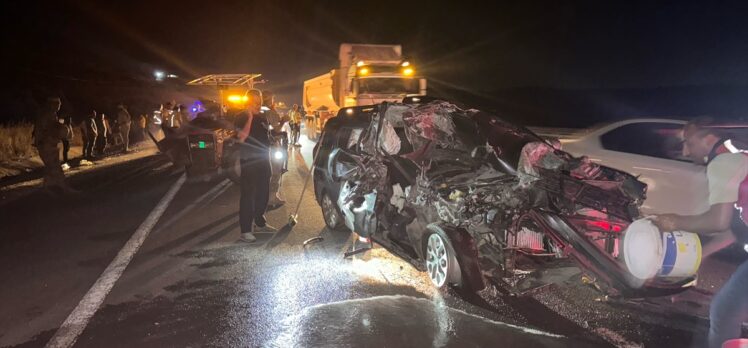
[553,119,710,215]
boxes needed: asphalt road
[0,135,721,348]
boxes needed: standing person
[175,104,189,127]
[33,97,73,193]
[116,104,132,152]
[138,113,148,143]
[80,110,97,161]
[236,89,277,243]
[94,112,109,157]
[57,111,73,170]
[262,91,286,208]
[288,103,302,146]
[652,118,748,348]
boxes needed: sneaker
[61,163,71,171]
[254,224,278,233]
[240,232,257,243]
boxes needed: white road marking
[156,179,231,232]
[45,174,187,348]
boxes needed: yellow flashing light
[358,67,370,76]
[227,95,249,103]
[402,68,415,76]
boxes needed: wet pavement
[0,135,732,348]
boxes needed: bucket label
[660,233,678,276]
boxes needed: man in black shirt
[236,89,277,242]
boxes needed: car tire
[424,228,463,289]
[321,192,346,231]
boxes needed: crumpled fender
[531,211,694,298]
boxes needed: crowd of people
[30,91,306,227]
[31,96,153,194]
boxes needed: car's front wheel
[321,192,346,231]
[425,229,462,289]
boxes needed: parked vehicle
[151,104,241,183]
[303,43,427,140]
[313,101,695,298]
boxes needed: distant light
[198,141,206,149]
[346,108,354,115]
[167,74,178,78]
[401,61,410,67]
[191,107,198,113]
[154,70,165,81]
[356,61,365,67]
[402,68,414,76]
[412,97,420,103]
[274,150,284,160]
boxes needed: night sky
[3,0,748,125]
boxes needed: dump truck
[302,43,427,140]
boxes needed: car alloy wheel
[321,193,342,230]
[426,233,450,288]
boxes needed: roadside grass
[0,123,83,163]
[0,123,36,162]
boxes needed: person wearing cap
[235,90,277,243]
[653,118,748,348]
[33,97,74,193]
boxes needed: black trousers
[61,138,70,163]
[239,158,271,233]
[82,133,97,158]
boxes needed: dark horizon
[3,0,748,126]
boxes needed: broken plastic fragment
[448,190,464,201]
[379,119,401,155]
[390,184,407,212]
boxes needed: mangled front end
[337,101,692,297]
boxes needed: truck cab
[303,44,427,140]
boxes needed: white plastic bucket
[623,219,664,280]
[622,219,702,280]
[659,231,702,277]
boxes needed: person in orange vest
[653,118,748,348]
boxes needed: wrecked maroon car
[312,101,695,298]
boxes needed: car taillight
[568,217,626,233]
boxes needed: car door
[566,121,709,215]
